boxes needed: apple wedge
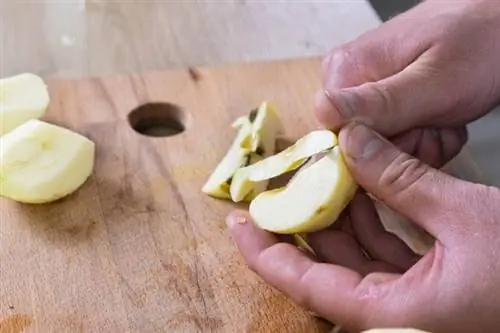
[249,101,283,155]
[0,73,50,136]
[293,233,316,256]
[202,101,283,199]
[0,119,95,204]
[202,116,254,199]
[230,130,336,202]
[249,146,357,234]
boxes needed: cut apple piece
[250,101,284,155]
[202,117,253,199]
[249,147,357,234]
[0,119,95,204]
[230,130,336,202]
[0,73,50,136]
[202,102,283,200]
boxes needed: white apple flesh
[0,73,50,136]
[249,147,357,234]
[202,101,283,199]
[202,116,254,199]
[0,119,95,204]
[230,130,337,202]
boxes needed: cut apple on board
[0,119,95,204]
[0,73,50,136]
[230,130,337,202]
[202,101,283,200]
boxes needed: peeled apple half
[230,130,336,202]
[0,119,95,204]
[0,73,50,136]
[202,101,283,200]
[250,145,357,234]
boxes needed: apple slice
[202,116,254,199]
[0,73,50,136]
[249,147,357,234]
[249,101,284,155]
[293,233,316,256]
[202,102,283,199]
[230,130,336,202]
[0,119,95,204]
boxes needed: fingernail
[345,123,384,160]
[314,89,355,129]
[226,213,247,228]
[334,89,355,118]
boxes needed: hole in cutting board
[128,102,187,137]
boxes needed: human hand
[315,0,500,167]
[226,123,500,333]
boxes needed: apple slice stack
[202,101,358,239]
[0,73,95,204]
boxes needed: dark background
[369,0,421,21]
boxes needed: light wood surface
[0,58,329,333]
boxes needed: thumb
[315,57,459,137]
[339,122,471,239]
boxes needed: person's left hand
[378,126,467,170]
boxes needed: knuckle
[289,264,315,311]
[327,47,364,78]
[247,249,266,273]
[378,154,428,198]
[245,256,259,273]
[367,82,397,115]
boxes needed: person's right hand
[315,0,500,166]
[226,122,500,333]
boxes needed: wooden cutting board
[0,57,484,333]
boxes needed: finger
[315,44,485,138]
[308,229,402,275]
[319,14,433,91]
[349,192,421,271]
[338,122,470,238]
[226,210,384,329]
[315,25,432,135]
[392,127,468,169]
